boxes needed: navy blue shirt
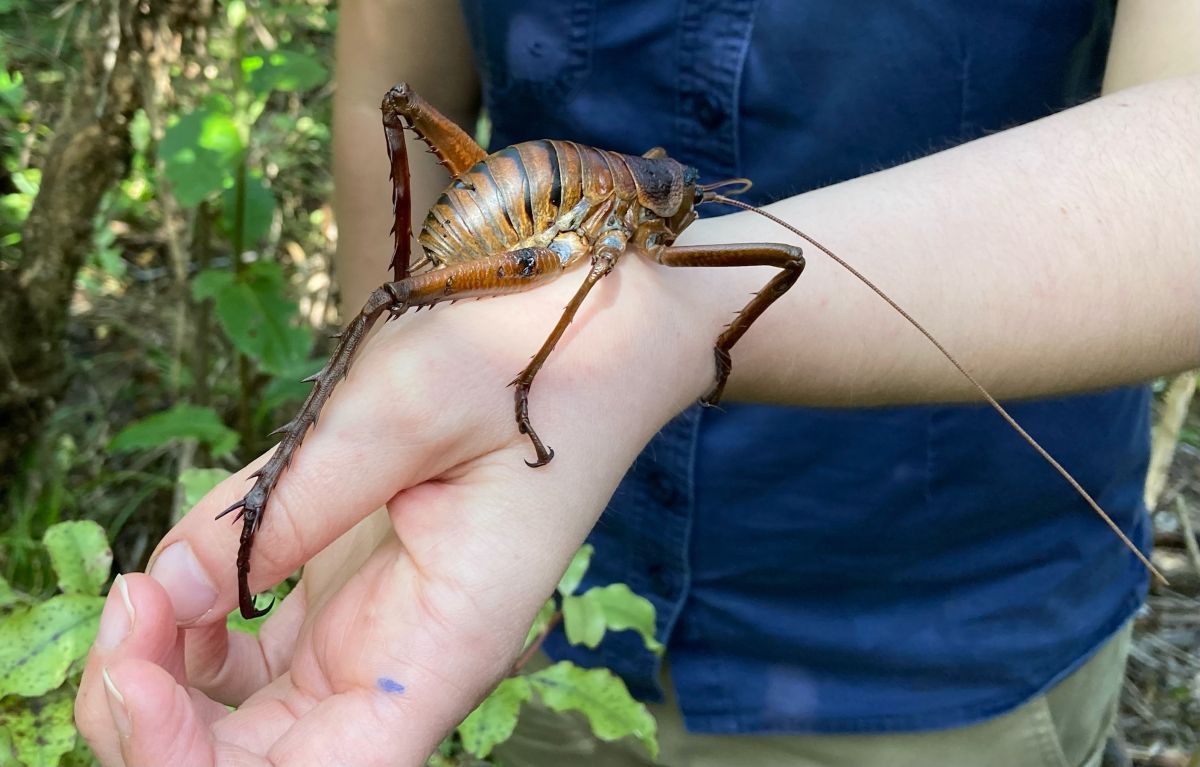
[460,0,1150,734]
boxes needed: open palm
[74,254,718,766]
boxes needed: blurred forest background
[0,1,1197,765]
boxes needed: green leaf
[523,597,557,649]
[10,169,37,196]
[244,50,327,95]
[42,521,112,597]
[160,109,243,206]
[0,575,17,610]
[179,467,232,509]
[0,687,78,767]
[225,580,292,635]
[529,662,658,758]
[0,595,103,697]
[258,357,322,413]
[192,262,312,375]
[457,676,532,758]
[219,174,275,248]
[561,593,606,649]
[557,544,593,597]
[109,403,239,457]
[578,584,663,654]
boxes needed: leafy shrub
[0,521,111,766]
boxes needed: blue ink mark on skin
[377,677,406,694]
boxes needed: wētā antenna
[707,192,1166,585]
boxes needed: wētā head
[622,154,755,251]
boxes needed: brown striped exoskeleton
[219,83,1159,618]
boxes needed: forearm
[333,0,479,309]
[679,73,1200,406]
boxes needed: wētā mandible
[217,82,1161,619]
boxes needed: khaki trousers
[494,624,1131,767]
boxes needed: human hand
[74,253,721,766]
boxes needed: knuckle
[250,498,310,578]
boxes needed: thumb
[102,659,224,767]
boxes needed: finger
[147,324,515,625]
[184,580,308,705]
[103,659,231,767]
[260,476,564,767]
[76,574,187,766]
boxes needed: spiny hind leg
[657,243,805,406]
[382,83,486,176]
[380,83,488,281]
[222,248,565,618]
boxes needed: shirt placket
[675,0,758,178]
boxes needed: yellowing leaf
[0,687,78,767]
[556,544,593,597]
[457,677,532,758]
[0,595,103,697]
[561,593,606,649]
[528,662,658,758]
[179,467,232,509]
[577,584,663,654]
[42,521,112,597]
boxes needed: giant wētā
[218,82,1161,619]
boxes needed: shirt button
[694,94,727,129]
[647,563,676,595]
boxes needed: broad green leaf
[557,544,593,597]
[523,597,557,648]
[561,593,606,649]
[0,687,77,767]
[0,575,16,610]
[529,662,658,758]
[244,50,327,95]
[0,595,103,697]
[219,175,275,248]
[160,109,243,206]
[179,467,232,509]
[42,521,112,597]
[258,356,323,413]
[109,403,239,457]
[577,584,663,654]
[192,262,312,375]
[457,676,532,758]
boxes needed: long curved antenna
[708,193,1165,585]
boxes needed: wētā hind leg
[657,243,805,406]
[219,247,565,618]
[381,82,487,281]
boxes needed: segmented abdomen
[418,139,635,267]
